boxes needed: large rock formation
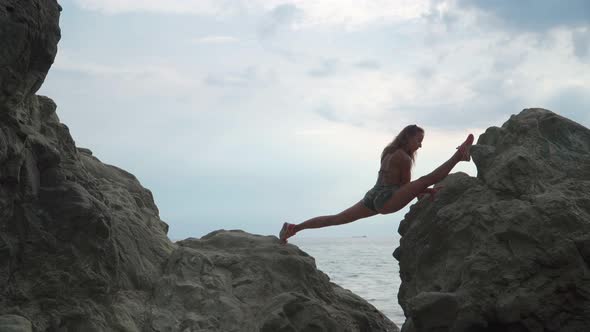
[160,231,398,332]
[394,109,590,332]
[0,1,398,331]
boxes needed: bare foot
[457,134,474,161]
[279,222,297,244]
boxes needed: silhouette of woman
[279,125,474,243]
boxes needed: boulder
[154,230,398,332]
[395,109,590,332]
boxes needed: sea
[290,235,405,327]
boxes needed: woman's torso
[376,149,406,186]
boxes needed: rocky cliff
[395,109,590,332]
[0,1,398,331]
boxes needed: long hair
[380,124,424,163]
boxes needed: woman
[279,125,474,243]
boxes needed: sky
[39,0,590,240]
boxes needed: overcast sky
[39,0,589,240]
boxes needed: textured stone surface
[0,0,61,108]
[0,1,398,331]
[395,109,590,332]
[0,315,32,332]
[156,230,398,332]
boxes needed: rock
[395,109,590,332]
[407,292,458,330]
[0,315,32,332]
[164,230,398,332]
[0,1,398,331]
[0,0,61,108]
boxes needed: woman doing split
[279,125,474,243]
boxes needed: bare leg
[378,134,473,214]
[294,201,378,232]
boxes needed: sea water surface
[291,235,405,327]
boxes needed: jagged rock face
[394,109,590,332]
[0,1,398,331]
[0,0,61,108]
[0,0,174,324]
[0,94,174,329]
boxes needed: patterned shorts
[362,184,400,212]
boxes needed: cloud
[457,0,590,32]
[313,105,341,122]
[492,51,528,73]
[204,69,255,87]
[192,35,239,44]
[73,0,432,30]
[545,85,590,126]
[308,59,339,77]
[572,28,590,60]
[51,51,195,97]
[257,3,304,38]
[71,0,242,16]
[385,95,523,131]
[415,67,435,80]
[312,104,364,127]
[204,66,276,88]
[354,60,381,70]
[422,0,461,28]
[295,0,431,28]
